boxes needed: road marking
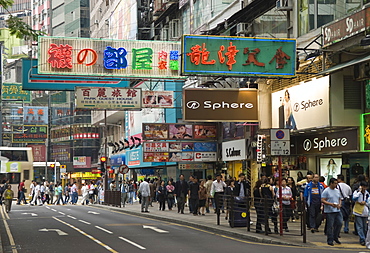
[79,220,91,225]
[119,236,146,250]
[21,213,38,217]
[51,209,57,212]
[45,206,50,209]
[58,212,65,215]
[1,205,17,253]
[88,211,100,215]
[53,217,118,253]
[95,226,113,234]
[39,228,68,236]
[143,225,168,233]
[67,215,76,219]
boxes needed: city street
[0,203,366,253]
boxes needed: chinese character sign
[75,87,142,109]
[2,83,31,102]
[12,125,48,143]
[39,36,183,79]
[182,35,296,77]
[23,106,48,125]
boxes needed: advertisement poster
[143,152,169,162]
[194,124,217,139]
[144,142,169,152]
[182,143,194,151]
[194,142,217,152]
[271,76,329,130]
[169,142,182,152]
[143,124,169,140]
[194,152,217,162]
[169,152,182,162]
[142,90,174,108]
[169,124,193,139]
[181,152,194,161]
[319,157,342,186]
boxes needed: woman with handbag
[276,178,293,232]
[166,180,175,210]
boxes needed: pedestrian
[166,180,175,210]
[109,180,116,190]
[44,182,51,204]
[235,173,250,198]
[205,175,214,213]
[211,174,226,215]
[139,178,150,212]
[260,177,278,234]
[49,182,55,204]
[198,179,207,216]
[188,175,199,216]
[29,180,35,204]
[17,179,28,205]
[3,185,14,213]
[55,183,64,205]
[80,183,89,205]
[337,174,352,234]
[224,179,235,220]
[352,181,370,246]
[253,180,264,233]
[71,182,78,205]
[149,180,156,207]
[120,180,128,207]
[304,174,324,233]
[157,181,166,211]
[174,174,189,214]
[275,178,293,232]
[64,183,70,204]
[128,180,134,204]
[287,177,298,222]
[31,182,42,206]
[321,178,343,246]
[40,182,46,203]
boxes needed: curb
[93,204,308,247]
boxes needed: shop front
[291,128,361,185]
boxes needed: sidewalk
[93,200,362,249]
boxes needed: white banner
[222,139,246,161]
[75,87,141,109]
[271,76,330,130]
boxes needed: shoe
[225,216,228,220]
[193,214,198,216]
[292,219,296,222]
[344,231,349,234]
[285,229,289,232]
[314,229,319,232]
[202,214,205,216]
[16,203,20,205]
[361,241,366,246]
[222,210,225,213]
[334,239,341,244]
[311,229,315,233]
[328,242,334,246]
[256,230,264,234]
[141,210,144,212]
[181,211,184,214]
[145,210,149,213]
[353,231,358,235]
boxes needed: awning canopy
[319,54,370,75]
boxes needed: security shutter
[343,76,362,109]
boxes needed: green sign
[181,35,296,77]
[2,83,31,102]
[12,125,48,143]
[6,162,21,172]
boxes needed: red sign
[91,168,101,174]
[28,144,46,162]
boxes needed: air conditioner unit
[354,62,370,81]
[276,0,293,11]
[236,23,252,36]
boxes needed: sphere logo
[303,139,312,151]
[186,101,200,110]
[294,103,300,112]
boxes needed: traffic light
[100,157,107,173]
[50,163,55,169]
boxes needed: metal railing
[104,190,121,207]
[215,194,307,243]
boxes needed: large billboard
[182,35,296,77]
[39,36,182,79]
[183,89,258,122]
[271,76,330,130]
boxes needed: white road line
[45,206,50,209]
[1,205,17,253]
[79,220,91,225]
[95,226,113,234]
[58,212,65,215]
[53,217,118,253]
[67,215,76,219]
[119,236,146,250]
[51,209,57,212]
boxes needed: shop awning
[319,54,370,75]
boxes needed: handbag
[272,199,279,214]
[167,193,174,199]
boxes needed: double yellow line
[0,204,17,253]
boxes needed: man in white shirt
[139,178,150,212]
[211,174,226,213]
[31,182,42,206]
[337,174,352,234]
[80,183,89,205]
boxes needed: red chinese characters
[187,43,216,65]
[48,44,73,69]
[77,48,98,66]
[269,46,291,69]
[158,51,168,70]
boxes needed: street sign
[119,164,129,174]
[270,129,290,156]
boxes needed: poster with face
[169,142,182,152]
[319,157,342,186]
[169,152,182,162]
[143,124,168,140]
[194,124,217,139]
[182,142,194,152]
[169,124,193,139]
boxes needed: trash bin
[229,197,248,227]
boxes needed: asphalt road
[0,203,368,253]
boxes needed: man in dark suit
[174,174,189,214]
[234,173,250,198]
